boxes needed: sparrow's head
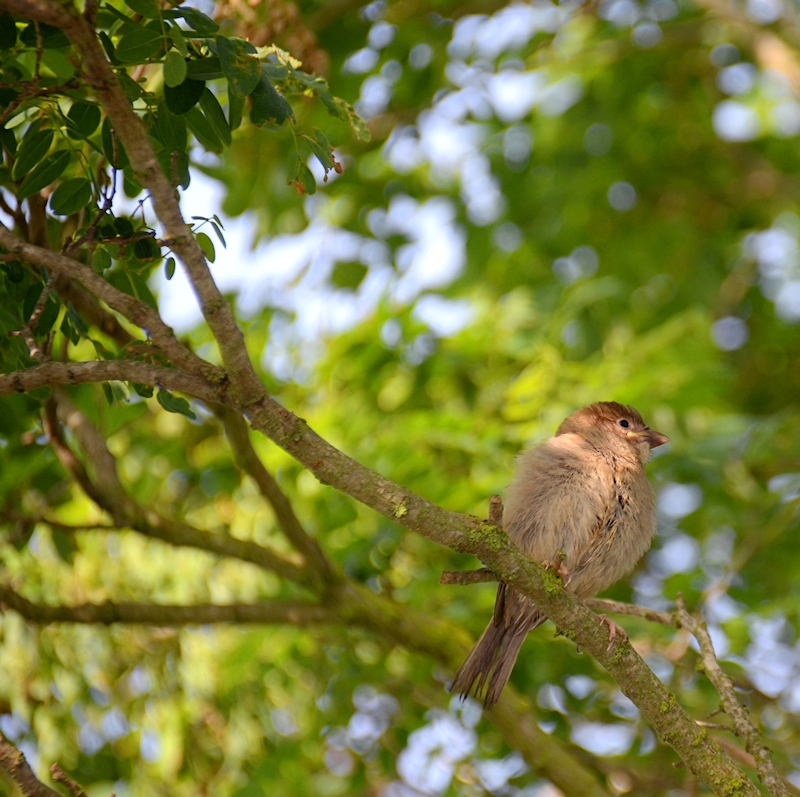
[557,402,669,463]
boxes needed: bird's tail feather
[451,612,545,708]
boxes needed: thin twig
[676,594,789,797]
[49,765,87,797]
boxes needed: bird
[451,401,668,708]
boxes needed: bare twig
[675,594,789,797]
[586,598,677,627]
[49,765,87,797]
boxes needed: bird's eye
[618,419,630,428]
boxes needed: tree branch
[0,586,335,626]
[0,734,61,797]
[0,223,218,382]
[0,360,219,404]
[218,406,336,585]
[45,389,309,585]
[675,595,789,797]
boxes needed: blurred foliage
[1,0,800,794]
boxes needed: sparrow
[451,402,668,708]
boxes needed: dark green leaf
[102,117,129,169]
[115,28,164,63]
[170,24,188,56]
[99,31,119,64]
[18,150,70,200]
[249,72,293,127]
[67,302,88,336]
[331,261,368,291]
[20,22,69,49]
[133,237,161,262]
[66,101,101,138]
[155,100,187,150]
[184,106,223,153]
[50,178,93,216]
[228,91,243,131]
[195,231,215,262]
[11,129,53,181]
[185,56,223,80]
[36,296,59,335]
[163,51,187,87]
[0,124,16,157]
[130,382,154,398]
[176,8,218,33]
[217,36,260,97]
[199,88,231,146]
[0,13,17,49]
[210,221,226,248]
[113,217,135,237]
[261,63,287,82]
[3,261,25,283]
[51,530,76,564]
[60,314,80,345]
[156,389,196,419]
[165,256,176,280]
[124,0,161,18]
[22,283,43,322]
[164,77,204,114]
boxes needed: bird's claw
[598,614,627,652]
[543,551,570,581]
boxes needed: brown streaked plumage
[451,402,668,708]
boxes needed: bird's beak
[627,429,670,449]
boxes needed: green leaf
[169,24,187,56]
[163,51,187,87]
[331,261,368,291]
[156,147,190,188]
[18,150,70,200]
[195,231,215,262]
[49,178,93,216]
[115,28,164,63]
[22,283,43,323]
[156,388,196,419]
[124,0,161,18]
[113,217,135,237]
[217,36,261,97]
[130,382,154,398]
[60,314,80,345]
[199,88,232,146]
[176,8,218,33]
[92,248,111,273]
[228,91,243,131]
[51,530,76,564]
[185,56,223,80]
[249,72,293,127]
[287,157,315,196]
[0,12,18,49]
[102,117,129,169]
[99,31,119,64]
[133,237,161,262]
[165,256,176,280]
[66,101,101,138]
[118,71,144,100]
[164,77,204,114]
[307,128,334,171]
[20,22,69,49]
[11,129,53,181]
[210,221,226,248]
[184,106,223,153]
[155,100,187,150]
[36,296,59,335]
[67,302,88,336]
